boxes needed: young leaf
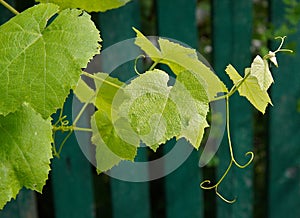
[267,51,278,67]
[91,73,139,172]
[0,103,52,209]
[133,28,227,100]
[117,69,209,150]
[36,0,132,12]
[250,55,274,91]
[0,3,101,118]
[225,65,272,114]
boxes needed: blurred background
[0,0,299,217]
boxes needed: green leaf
[118,69,209,150]
[250,55,274,91]
[36,0,132,12]
[0,3,101,118]
[174,70,210,148]
[133,28,227,100]
[225,65,272,114]
[118,69,181,149]
[91,73,138,172]
[0,103,52,209]
[74,77,96,103]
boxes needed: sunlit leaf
[250,55,274,91]
[36,0,132,12]
[0,3,101,118]
[133,28,227,100]
[225,65,272,114]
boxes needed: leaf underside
[90,73,138,173]
[117,69,209,150]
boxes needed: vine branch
[81,71,123,89]
[200,96,254,203]
[0,0,19,15]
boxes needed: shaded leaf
[0,103,52,209]
[118,69,209,150]
[91,73,138,172]
[74,77,95,103]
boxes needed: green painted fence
[0,0,299,217]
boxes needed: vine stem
[211,70,251,102]
[225,97,254,168]
[81,71,122,89]
[149,60,159,71]
[0,0,19,15]
[200,96,254,203]
[52,92,94,157]
[73,127,93,132]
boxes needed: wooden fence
[0,0,299,217]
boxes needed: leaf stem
[0,0,19,15]
[149,60,159,71]
[73,95,94,126]
[57,130,73,157]
[73,127,93,132]
[82,71,123,89]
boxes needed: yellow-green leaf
[118,69,209,150]
[133,28,227,100]
[250,55,274,91]
[91,73,139,172]
[225,65,272,114]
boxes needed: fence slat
[212,0,254,217]
[51,95,95,218]
[0,189,38,218]
[98,1,151,218]
[269,0,300,217]
[156,1,204,217]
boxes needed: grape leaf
[0,3,101,118]
[117,69,209,150]
[36,0,132,12]
[225,65,272,114]
[250,55,274,91]
[174,70,209,148]
[268,51,278,67]
[0,103,52,209]
[91,73,139,172]
[133,28,227,100]
[74,76,96,103]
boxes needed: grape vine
[0,0,293,209]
